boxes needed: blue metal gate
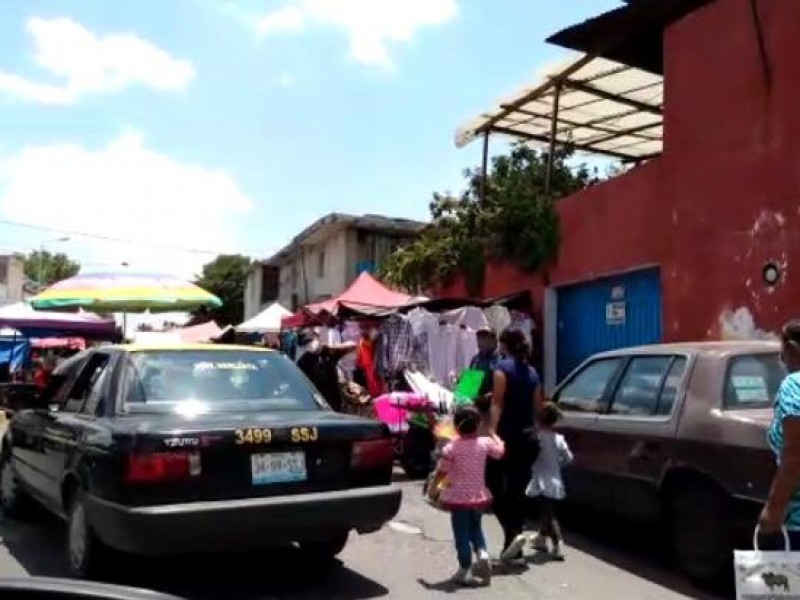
[556,267,663,382]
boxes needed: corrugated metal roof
[455,53,663,161]
[547,0,714,76]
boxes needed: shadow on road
[558,506,731,600]
[1,511,388,600]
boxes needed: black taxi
[0,344,400,577]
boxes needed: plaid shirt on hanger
[378,314,413,375]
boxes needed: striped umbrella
[30,272,223,313]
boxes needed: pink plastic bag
[373,392,428,433]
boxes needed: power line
[0,217,260,257]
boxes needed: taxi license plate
[251,452,307,485]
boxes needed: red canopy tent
[281,272,412,328]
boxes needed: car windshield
[123,349,324,413]
[724,352,786,410]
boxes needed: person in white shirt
[524,402,573,561]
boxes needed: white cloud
[254,0,458,69]
[0,17,195,105]
[0,132,253,277]
[256,6,307,35]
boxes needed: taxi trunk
[113,412,393,506]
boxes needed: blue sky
[0,0,620,277]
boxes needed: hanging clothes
[443,306,489,331]
[484,304,511,334]
[407,308,438,375]
[355,337,384,396]
[377,314,413,376]
[456,327,479,375]
[509,311,535,348]
[427,323,461,387]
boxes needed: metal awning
[455,53,663,162]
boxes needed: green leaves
[24,250,80,287]
[192,254,253,326]
[381,146,601,295]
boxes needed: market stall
[238,303,292,334]
[0,302,117,340]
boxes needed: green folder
[454,369,486,405]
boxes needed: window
[724,353,785,410]
[123,350,324,413]
[260,266,279,304]
[657,357,687,416]
[62,354,110,414]
[317,250,326,277]
[557,358,623,414]
[610,356,675,417]
[82,360,111,416]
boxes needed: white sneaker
[500,534,527,563]
[473,551,492,584]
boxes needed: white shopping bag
[735,527,800,599]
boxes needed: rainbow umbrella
[30,272,222,313]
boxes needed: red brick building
[449,0,800,390]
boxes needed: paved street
[0,474,729,600]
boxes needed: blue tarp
[0,337,31,371]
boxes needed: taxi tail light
[351,438,394,469]
[126,452,202,483]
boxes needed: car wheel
[0,452,29,519]
[668,483,733,583]
[300,531,349,564]
[66,490,110,578]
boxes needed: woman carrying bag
[735,320,800,597]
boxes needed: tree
[24,250,80,287]
[380,146,600,295]
[192,254,253,326]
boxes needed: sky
[0,0,621,278]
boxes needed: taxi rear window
[123,350,323,412]
[723,352,785,409]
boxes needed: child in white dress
[526,402,573,560]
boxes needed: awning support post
[545,82,563,199]
[480,131,490,204]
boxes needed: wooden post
[480,131,490,204]
[545,82,563,199]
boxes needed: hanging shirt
[510,311,535,347]
[484,305,511,334]
[442,307,489,331]
[378,314,413,375]
[427,324,460,387]
[456,327,479,375]
[355,338,383,396]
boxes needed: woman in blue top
[761,319,800,549]
[487,328,545,561]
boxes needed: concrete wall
[440,0,800,353]
[0,256,25,306]
[276,229,350,308]
[243,267,263,320]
